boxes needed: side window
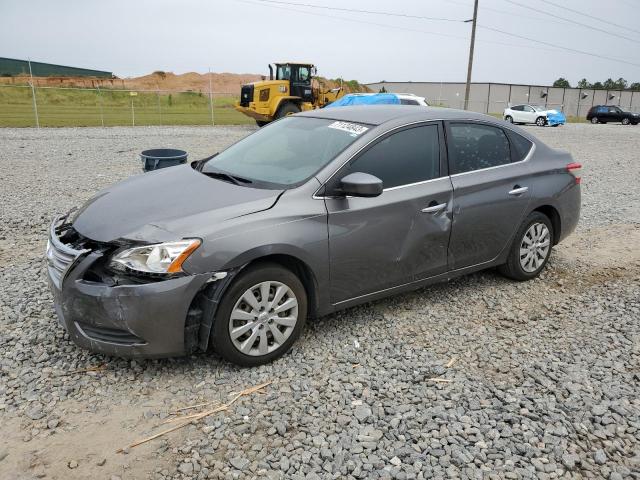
[506,130,533,162]
[511,105,523,111]
[400,99,419,105]
[297,66,310,83]
[448,123,511,175]
[524,105,535,112]
[344,125,440,189]
[597,106,607,113]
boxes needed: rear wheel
[211,263,307,366]
[498,212,554,281]
[591,117,599,124]
[275,102,300,120]
[535,116,546,127]
[622,117,631,125]
[505,115,513,123]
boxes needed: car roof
[297,105,496,126]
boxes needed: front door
[522,105,537,124]
[445,121,532,270]
[290,65,314,103]
[324,123,452,304]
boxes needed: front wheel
[275,102,301,120]
[211,263,307,366]
[622,118,631,125]
[505,115,513,123]
[498,212,554,281]
[535,116,547,127]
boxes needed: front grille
[240,84,254,107]
[47,216,90,289]
[76,322,146,345]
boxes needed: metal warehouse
[367,81,640,118]
[0,57,112,78]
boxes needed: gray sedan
[46,106,581,366]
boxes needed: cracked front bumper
[46,221,211,358]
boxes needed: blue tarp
[547,111,566,126]
[325,93,400,108]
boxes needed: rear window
[506,130,533,161]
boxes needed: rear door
[445,122,533,269]
[324,122,452,303]
[510,105,524,122]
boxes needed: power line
[247,0,465,22]
[237,0,575,57]
[503,0,640,44]
[236,0,640,69]
[446,0,576,27]
[479,25,640,68]
[537,0,640,35]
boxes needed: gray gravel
[0,123,639,480]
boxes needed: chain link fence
[0,84,254,127]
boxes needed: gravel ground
[0,123,638,480]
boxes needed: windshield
[202,117,370,188]
[276,64,291,80]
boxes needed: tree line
[552,77,640,90]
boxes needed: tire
[275,102,300,119]
[535,116,546,127]
[498,212,554,281]
[210,263,307,366]
[255,120,269,127]
[505,115,513,123]
[591,117,599,124]
[622,118,630,125]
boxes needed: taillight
[566,162,582,184]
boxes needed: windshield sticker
[328,121,369,136]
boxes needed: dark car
[47,106,581,366]
[587,105,639,125]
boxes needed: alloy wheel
[591,117,599,124]
[622,118,630,125]
[519,222,551,273]
[228,281,298,356]
[536,117,546,126]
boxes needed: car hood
[72,164,283,243]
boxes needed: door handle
[421,203,447,214]
[508,186,528,196]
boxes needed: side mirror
[338,172,383,198]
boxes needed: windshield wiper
[203,170,253,185]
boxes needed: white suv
[395,93,429,106]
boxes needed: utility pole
[464,0,479,111]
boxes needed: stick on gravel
[116,381,272,453]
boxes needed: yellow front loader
[235,63,344,126]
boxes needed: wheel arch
[240,253,320,319]
[531,204,561,245]
[273,96,301,115]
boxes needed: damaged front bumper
[46,216,212,358]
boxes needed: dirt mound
[0,71,264,94]
[0,71,370,94]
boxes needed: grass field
[0,86,255,127]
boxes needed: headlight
[110,239,201,275]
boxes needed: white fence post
[27,59,40,128]
[208,68,215,126]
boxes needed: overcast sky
[1,0,638,85]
